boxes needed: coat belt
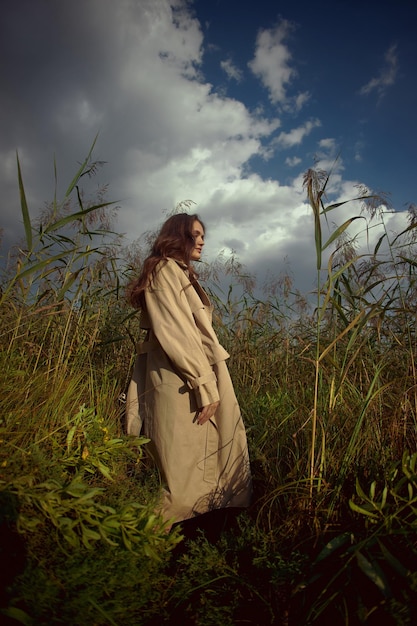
[136,339,160,354]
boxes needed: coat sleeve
[144,260,220,408]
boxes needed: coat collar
[169,258,211,307]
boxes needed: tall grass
[0,146,181,626]
[2,147,417,624]
[217,171,417,525]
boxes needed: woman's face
[191,220,205,261]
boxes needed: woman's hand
[196,401,220,425]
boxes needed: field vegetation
[1,147,417,625]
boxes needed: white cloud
[354,139,365,162]
[285,156,302,167]
[359,44,398,99]
[318,138,336,151]
[248,20,295,105]
[220,58,243,82]
[292,91,310,112]
[274,118,321,148]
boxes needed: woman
[126,213,252,526]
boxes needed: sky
[1,0,416,295]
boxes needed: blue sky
[196,0,416,205]
[1,0,416,294]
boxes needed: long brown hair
[128,213,205,310]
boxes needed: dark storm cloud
[0,0,168,249]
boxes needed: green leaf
[94,461,114,481]
[314,532,351,563]
[377,539,409,578]
[43,201,115,234]
[74,488,104,502]
[369,481,376,500]
[1,606,33,625]
[14,251,73,282]
[102,517,121,530]
[373,233,386,255]
[355,477,371,501]
[121,529,132,551]
[56,269,83,301]
[82,526,101,541]
[16,152,32,251]
[381,485,388,509]
[321,216,364,251]
[64,133,98,197]
[349,500,379,521]
[391,220,417,245]
[321,194,380,214]
[356,550,390,597]
[88,599,119,626]
[66,425,78,453]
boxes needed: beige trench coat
[126,258,252,524]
